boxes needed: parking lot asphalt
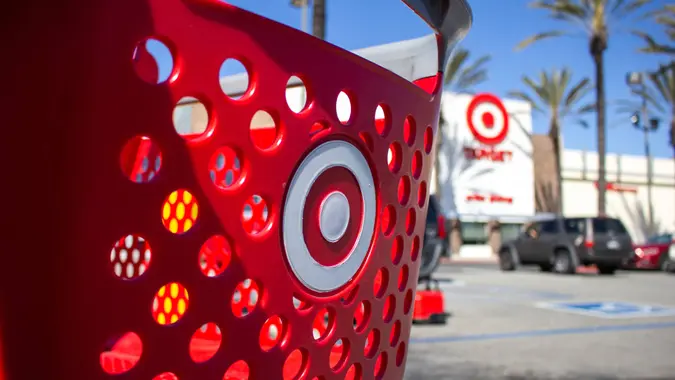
[404,264,675,380]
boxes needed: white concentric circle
[470,102,506,140]
[319,191,351,243]
[283,140,376,293]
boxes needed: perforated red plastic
[0,0,469,379]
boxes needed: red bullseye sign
[466,93,509,146]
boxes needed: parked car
[498,215,633,275]
[625,233,674,271]
[419,194,449,281]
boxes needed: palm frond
[461,55,491,78]
[575,103,597,114]
[508,67,591,136]
[456,72,488,92]
[507,91,545,113]
[614,96,664,116]
[443,48,490,93]
[564,77,592,107]
[515,31,569,51]
[523,75,551,104]
[633,89,668,113]
[531,0,588,19]
[444,48,469,86]
[633,30,675,55]
[634,2,675,56]
[612,0,652,18]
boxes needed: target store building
[432,91,675,259]
[431,92,537,258]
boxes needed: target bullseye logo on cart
[464,93,513,162]
[283,140,376,293]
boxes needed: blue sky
[177,0,674,158]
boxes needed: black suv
[498,216,633,275]
[419,194,449,281]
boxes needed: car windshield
[592,218,628,234]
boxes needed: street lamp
[290,0,310,34]
[290,0,310,107]
[626,71,660,234]
[626,72,643,87]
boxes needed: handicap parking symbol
[536,301,675,319]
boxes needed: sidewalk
[440,256,497,265]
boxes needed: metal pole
[297,0,309,107]
[641,88,654,231]
[300,0,308,33]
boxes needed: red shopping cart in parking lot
[0,0,470,379]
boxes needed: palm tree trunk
[312,0,326,40]
[548,121,563,214]
[592,45,607,216]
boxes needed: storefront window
[461,222,488,245]
[500,223,523,241]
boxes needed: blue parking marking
[536,301,675,319]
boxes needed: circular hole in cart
[99,332,142,375]
[173,96,210,139]
[209,147,245,191]
[132,37,175,84]
[152,282,189,325]
[162,189,199,234]
[198,235,232,278]
[231,279,261,318]
[219,58,251,100]
[120,136,162,183]
[286,75,309,113]
[189,323,222,363]
[110,234,152,280]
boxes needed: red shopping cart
[0,0,471,379]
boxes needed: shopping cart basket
[0,0,471,379]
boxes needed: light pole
[290,0,310,107]
[290,0,310,34]
[626,72,660,233]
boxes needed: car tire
[552,249,575,275]
[665,261,675,273]
[597,265,617,275]
[498,248,516,271]
[658,254,668,272]
[418,239,443,281]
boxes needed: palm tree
[646,63,675,157]
[635,4,675,56]
[434,48,491,194]
[515,0,651,216]
[508,68,594,213]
